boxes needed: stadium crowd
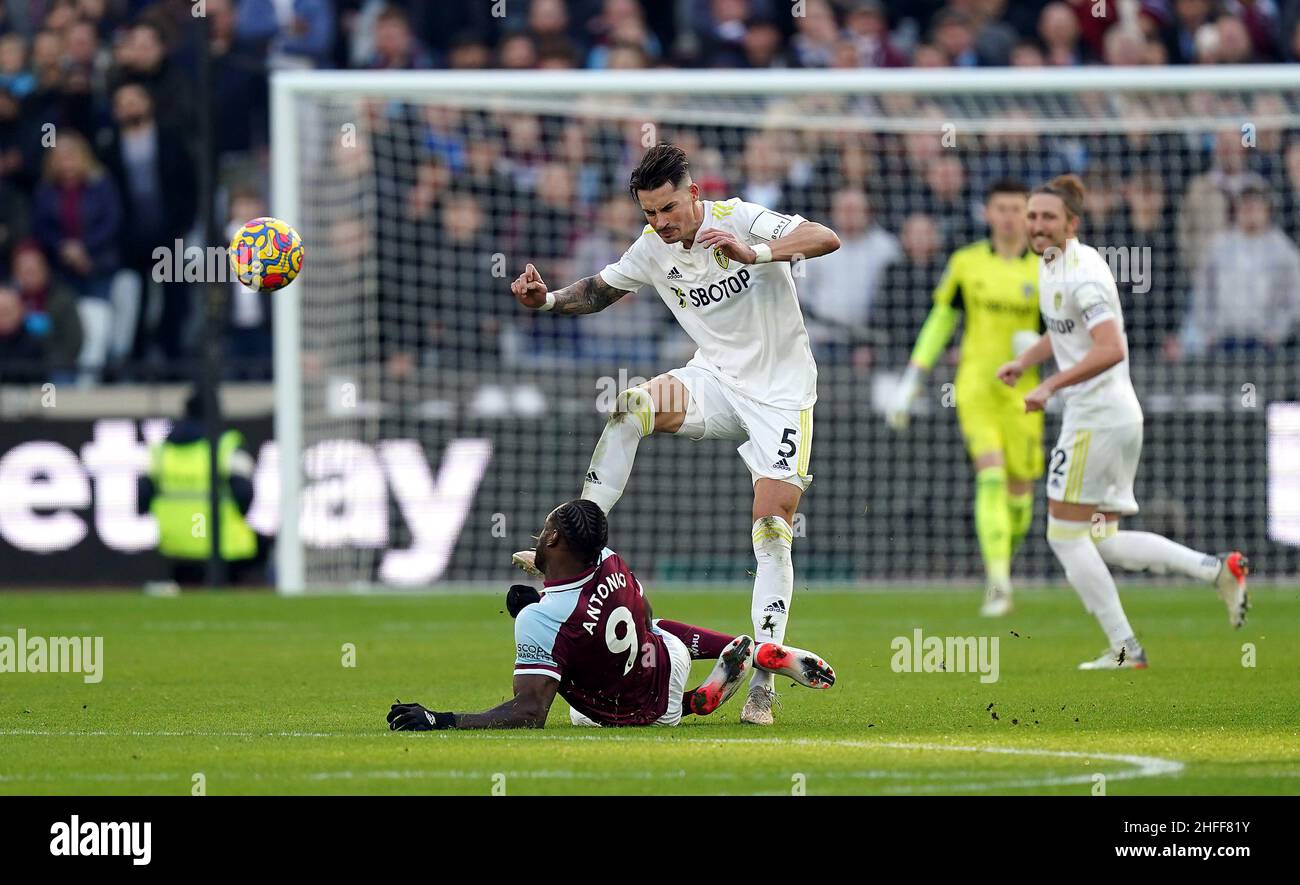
[0,0,1298,384]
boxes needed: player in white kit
[996,175,1250,670]
[509,143,841,721]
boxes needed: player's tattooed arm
[549,275,630,315]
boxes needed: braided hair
[551,499,608,567]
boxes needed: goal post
[270,66,1300,594]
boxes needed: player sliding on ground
[508,143,841,725]
[887,179,1043,617]
[386,500,835,730]
[996,174,1249,670]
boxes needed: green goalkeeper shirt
[910,239,1042,401]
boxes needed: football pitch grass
[1,585,1297,796]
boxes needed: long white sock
[749,515,794,691]
[1047,517,1140,654]
[1094,525,1220,582]
[580,388,654,514]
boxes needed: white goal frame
[270,65,1300,594]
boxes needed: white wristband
[537,291,556,312]
[752,243,773,264]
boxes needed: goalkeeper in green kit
[886,179,1043,616]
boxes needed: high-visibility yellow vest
[148,430,257,561]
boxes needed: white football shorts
[1046,421,1143,515]
[667,365,814,492]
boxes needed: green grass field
[1,586,1298,795]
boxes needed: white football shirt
[598,198,817,410]
[1038,238,1143,427]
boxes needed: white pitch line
[0,731,1184,792]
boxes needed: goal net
[269,68,1300,592]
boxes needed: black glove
[387,702,456,731]
[507,583,542,618]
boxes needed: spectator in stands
[1082,169,1125,243]
[109,20,194,136]
[498,31,538,68]
[738,18,790,68]
[1280,139,1300,245]
[402,2,500,67]
[41,22,99,140]
[968,0,1022,66]
[32,131,121,383]
[841,1,903,66]
[1165,0,1216,63]
[1103,23,1150,65]
[1010,37,1046,66]
[911,153,978,250]
[0,33,36,100]
[585,0,661,68]
[1177,128,1270,277]
[930,9,980,66]
[101,81,197,373]
[1108,172,1183,358]
[696,0,754,68]
[234,0,334,69]
[1068,0,1119,60]
[0,80,45,195]
[879,213,948,366]
[0,175,29,278]
[1177,183,1300,358]
[423,105,467,173]
[429,189,501,365]
[0,283,45,381]
[11,240,82,380]
[526,0,582,51]
[536,35,580,68]
[515,162,578,283]
[497,113,544,196]
[977,111,1072,192]
[739,132,795,213]
[603,38,649,69]
[446,31,492,69]
[1195,14,1259,63]
[570,194,667,365]
[208,0,270,162]
[1038,2,1082,65]
[555,124,606,207]
[365,4,431,69]
[791,0,842,67]
[1229,0,1283,60]
[799,188,900,365]
[912,42,950,66]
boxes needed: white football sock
[749,515,794,691]
[580,388,654,514]
[1048,517,1137,653]
[1093,525,1220,582]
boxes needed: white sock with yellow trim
[1092,520,1220,582]
[1047,517,1138,654]
[749,515,794,691]
[581,387,654,514]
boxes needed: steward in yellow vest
[141,393,257,578]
